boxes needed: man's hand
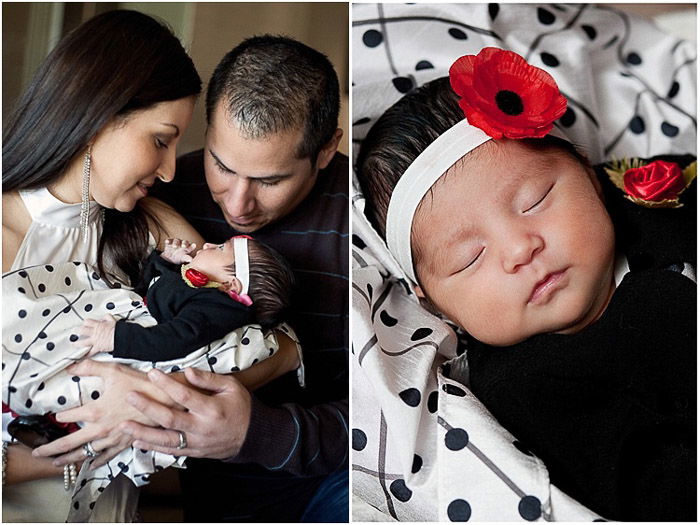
[121,367,251,460]
[161,238,197,264]
[32,360,180,468]
[75,314,116,355]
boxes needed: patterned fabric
[352,3,696,521]
[3,261,293,522]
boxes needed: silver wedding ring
[83,441,99,458]
[176,430,187,450]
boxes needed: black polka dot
[661,122,679,137]
[581,24,597,40]
[540,52,559,67]
[447,499,472,521]
[415,60,434,71]
[269,348,274,356]
[399,388,421,407]
[73,502,80,510]
[97,487,105,493]
[380,310,398,327]
[118,462,128,472]
[84,304,93,312]
[252,358,258,364]
[45,265,54,272]
[42,309,51,317]
[443,384,467,397]
[64,277,72,286]
[559,107,576,127]
[352,428,368,451]
[14,334,22,343]
[448,28,467,40]
[230,366,240,372]
[106,302,115,310]
[89,502,96,510]
[488,3,499,21]
[352,234,366,249]
[208,356,218,365]
[81,479,87,486]
[8,386,16,393]
[38,382,45,391]
[63,306,71,313]
[38,283,46,292]
[411,454,423,473]
[411,327,433,341]
[113,282,121,288]
[38,331,47,339]
[519,495,542,521]
[392,76,414,94]
[25,399,33,408]
[19,270,27,278]
[427,391,438,413]
[513,440,533,456]
[131,301,140,307]
[29,373,37,378]
[92,272,101,280]
[445,428,469,450]
[629,115,645,134]
[18,309,27,318]
[667,81,680,98]
[171,366,180,372]
[537,7,556,24]
[72,261,81,266]
[140,449,148,454]
[91,390,100,400]
[626,52,642,65]
[71,375,80,382]
[18,287,25,294]
[242,337,250,345]
[57,396,66,405]
[362,29,383,47]
[389,479,412,502]
[46,342,55,350]
[21,351,30,360]
[70,334,79,342]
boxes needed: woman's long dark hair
[3,10,201,284]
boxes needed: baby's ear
[220,277,242,294]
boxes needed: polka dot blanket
[351,3,695,521]
[3,261,296,522]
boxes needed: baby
[356,48,695,521]
[77,236,294,361]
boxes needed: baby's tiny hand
[74,314,117,355]
[161,238,197,264]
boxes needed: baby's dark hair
[226,239,294,328]
[356,76,589,241]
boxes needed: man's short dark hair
[206,35,340,163]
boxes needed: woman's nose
[501,231,544,273]
[157,148,177,183]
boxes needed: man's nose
[223,179,256,217]
[501,229,545,273]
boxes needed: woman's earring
[80,145,92,242]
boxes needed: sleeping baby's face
[191,240,235,285]
[412,139,616,346]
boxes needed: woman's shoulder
[3,191,33,272]
[139,196,204,250]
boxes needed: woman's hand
[32,359,181,468]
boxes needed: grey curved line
[671,56,697,86]
[559,90,599,128]
[524,4,588,62]
[617,71,696,127]
[352,281,370,305]
[377,412,398,519]
[352,249,370,269]
[603,90,644,156]
[358,334,378,366]
[370,281,393,323]
[353,13,503,41]
[376,4,398,77]
[380,340,440,357]
[352,464,403,480]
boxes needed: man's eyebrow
[161,123,180,137]
[208,149,293,181]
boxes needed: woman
[3,10,297,522]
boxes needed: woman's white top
[3,187,138,523]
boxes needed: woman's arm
[140,196,205,251]
[4,443,64,484]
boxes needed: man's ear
[315,128,343,171]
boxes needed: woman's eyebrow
[161,123,180,137]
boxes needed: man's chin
[226,218,265,233]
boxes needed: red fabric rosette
[449,47,567,139]
[623,160,686,202]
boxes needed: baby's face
[191,240,234,284]
[412,139,616,346]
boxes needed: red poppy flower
[184,267,210,287]
[623,160,685,202]
[449,47,567,139]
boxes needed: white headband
[233,237,250,294]
[385,120,491,284]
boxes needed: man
[136,35,349,522]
